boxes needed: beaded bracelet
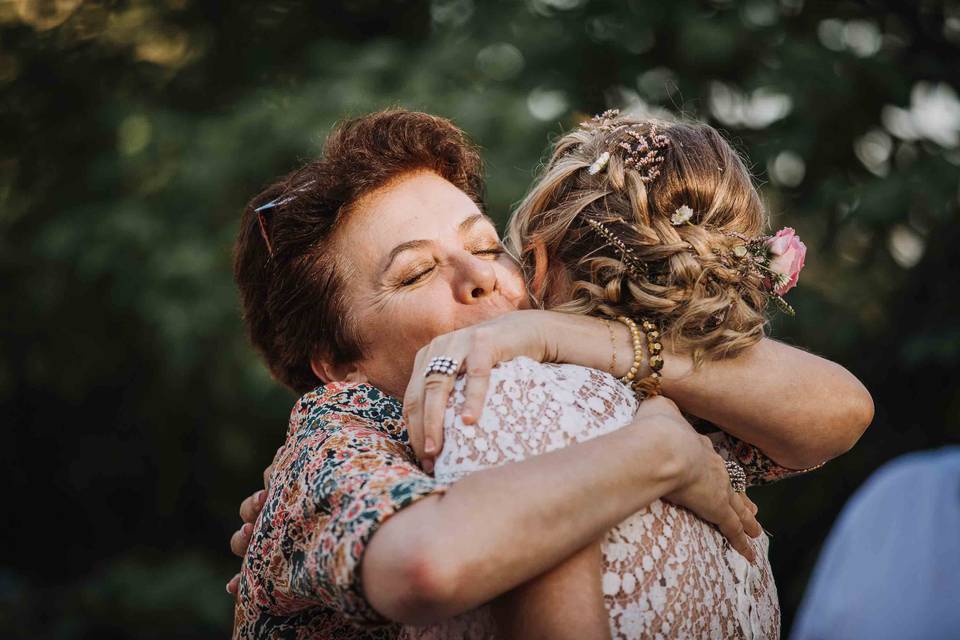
[615,316,644,386]
[615,316,664,400]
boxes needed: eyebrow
[381,213,496,274]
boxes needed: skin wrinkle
[321,171,525,398]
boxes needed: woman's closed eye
[471,245,504,258]
[400,263,435,286]
[398,245,503,287]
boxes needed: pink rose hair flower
[765,227,806,296]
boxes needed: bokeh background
[3,0,959,637]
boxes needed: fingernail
[424,437,436,455]
[226,584,232,595]
[462,411,474,424]
[242,522,253,536]
[257,490,266,506]
[423,458,434,474]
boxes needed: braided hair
[506,115,770,364]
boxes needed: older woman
[229,110,872,639]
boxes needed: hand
[225,447,280,598]
[634,397,763,563]
[403,311,550,471]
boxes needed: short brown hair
[234,109,485,393]
[507,116,769,367]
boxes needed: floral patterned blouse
[232,382,445,640]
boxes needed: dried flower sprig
[584,217,648,282]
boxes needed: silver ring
[424,356,460,378]
[725,460,747,493]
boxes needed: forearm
[492,541,609,640]
[362,421,679,625]
[661,338,873,468]
[536,311,873,469]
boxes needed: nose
[451,251,498,304]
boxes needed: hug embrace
[227,109,873,639]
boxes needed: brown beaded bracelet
[614,316,663,400]
[634,318,664,400]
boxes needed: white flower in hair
[588,151,611,175]
[671,204,694,226]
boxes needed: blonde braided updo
[506,114,771,364]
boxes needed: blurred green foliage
[2,0,958,637]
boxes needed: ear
[529,239,550,301]
[310,355,369,385]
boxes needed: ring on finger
[724,460,747,493]
[424,356,460,378]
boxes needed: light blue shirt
[790,446,960,640]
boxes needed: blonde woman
[404,113,829,639]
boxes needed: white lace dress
[402,357,781,640]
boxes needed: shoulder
[270,383,416,490]
[288,382,406,442]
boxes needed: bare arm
[492,541,609,640]
[407,310,873,471]
[362,400,758,624]
[538,312,872,469]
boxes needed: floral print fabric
[233,382,445,640]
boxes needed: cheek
[357,288,459,368]
[496,256,527,307]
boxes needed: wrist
[521,310,556,362]
[625,417,687,492]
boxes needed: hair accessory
[720,227,806,316]
[424,356,460,378]
[254,180,317,213]
[580,109,623,132]
[671,205,694,226]
[252,180,317,258]
[584,217,647,281]
[588,151,611,175]
[579,111,670,183]
[619,124,670,183]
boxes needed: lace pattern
[403,357,780,640]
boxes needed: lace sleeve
[708,430,826,487]
[433,356,637,484]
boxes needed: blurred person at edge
[790,447,960,640]
[227,110,873,639]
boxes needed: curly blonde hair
[506,114,770,364]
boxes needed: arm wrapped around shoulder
[433,356,637,484]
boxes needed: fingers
[743,493,759,516]
[226,573,241,599]
[239,489,267,524]
[230,522,254,557]
[420,374,455,473]
[732,492,763,539]
[459,331,494,425]
[262,464,274,492]
[404,348,430,460]
[460,359,493,425]
[718,505,756,564]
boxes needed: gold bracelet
[615,316,644,385]
[604,319,618,375]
